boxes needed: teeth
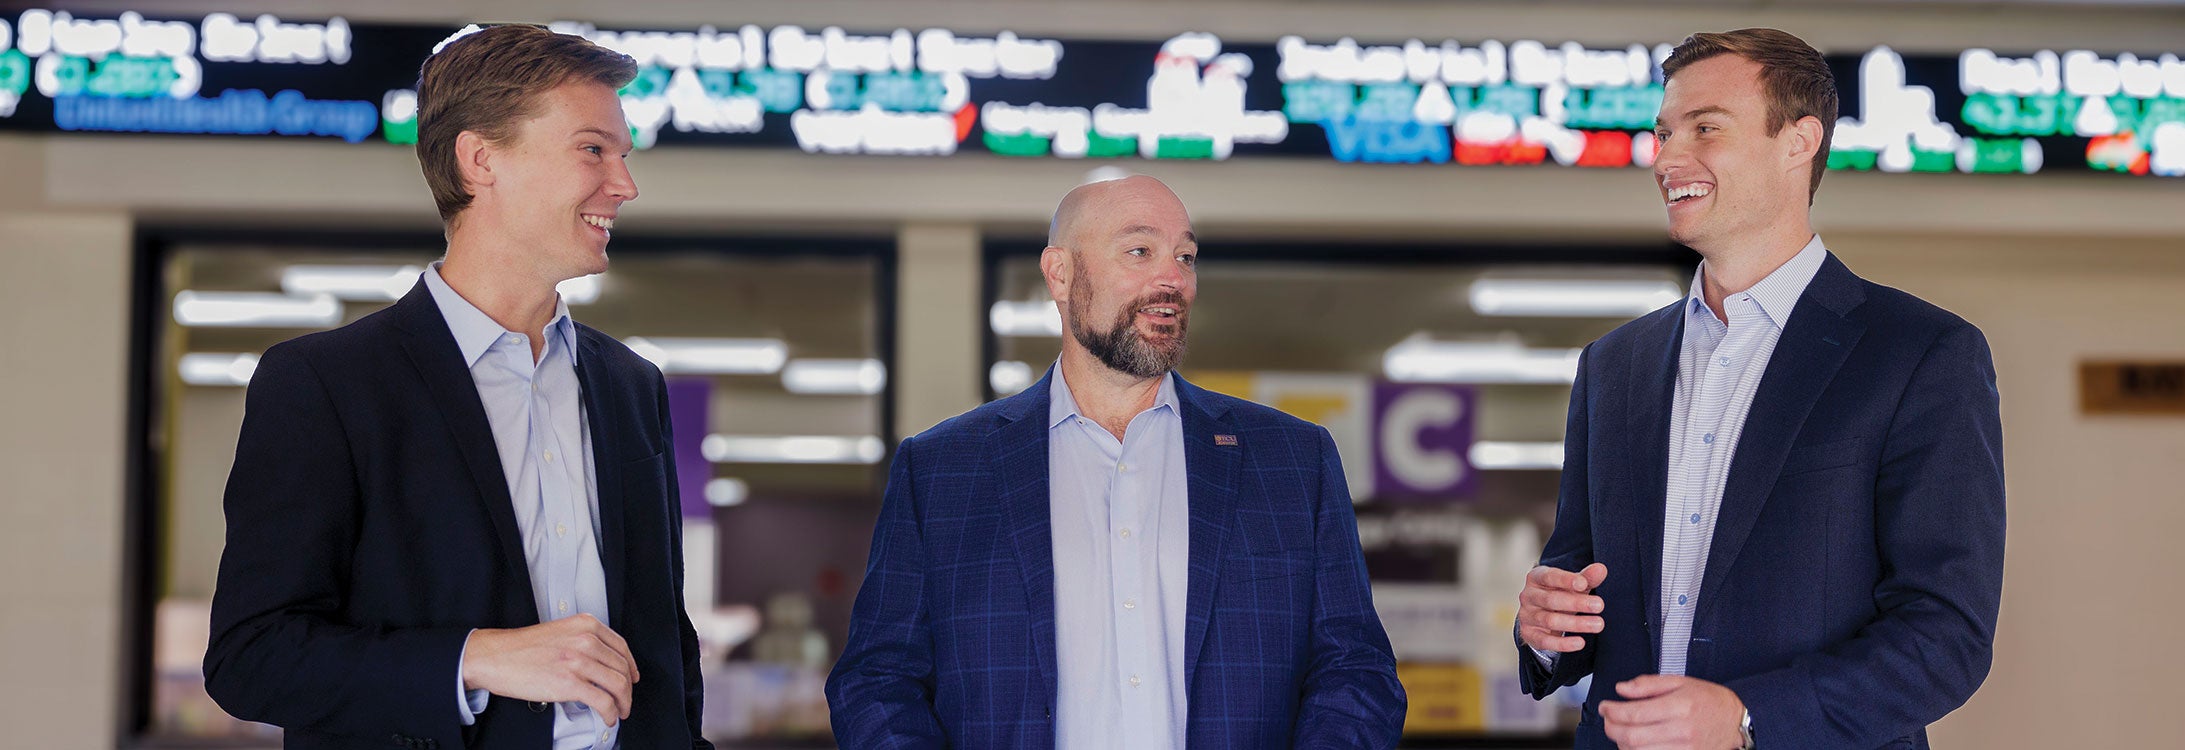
[1142,307,1178,315]
[1667,184,1712,202]
[582,215,615,230]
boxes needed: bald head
[1047,175,1191,250]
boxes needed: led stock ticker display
[2,9,2181,177]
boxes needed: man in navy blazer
[827,175,1405,748]
[1514,30,2005,749]
[205,26,709,749]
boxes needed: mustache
[1129,291,1189,312]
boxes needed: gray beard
[1071,300,1186,379]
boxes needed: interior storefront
[138,233,893,744]
[3,2,2182,749]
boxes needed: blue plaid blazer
[827,371,1405,748]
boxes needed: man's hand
[1599,675,1746,750]
[1517,562,1608,653]
[462,614,640,724]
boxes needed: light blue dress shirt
[1656,235,1827,676]
[1047,364,1190,750]
[425,263,619,750]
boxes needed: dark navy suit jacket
[827,371,1406,748]
[204,280,711,749]
[1519,253,2006,749]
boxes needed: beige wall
[3,1,2183,747]
[0,207,133,748]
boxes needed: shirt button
[1123,599,1137,610]
[1129,675,1141,687]
[557,600,569,614]
[555,522,568,538]
[1117,462,1129,472]
[1119,528,1132,540]
[1689,513,1701,524]
[1678,594,1690,605]
[1701,433,1715,445]
[544,450,555,463]
[1717,356,1732,367]
[600,730,611,743]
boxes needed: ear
[455,129,496,195]
[1040,245,1072,308]
[1784,114,1825,173]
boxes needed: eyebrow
[1654,106,1735,130]
[573,126,633,147]
[1116,225,1197,244]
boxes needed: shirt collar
[1685,234,1829,330]
[422,261,577,368]
[1047,361,1179,430]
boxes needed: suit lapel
[992,373,1058,703]
[1176,377,1239,691]
[1627,304,1683,662]
[1698,255,1866,618]
[574,330,629,624]
[386,280,538,620]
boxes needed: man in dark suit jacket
[1514,30,2005,750]
[827,175,1405,748]
[204,25,710,749]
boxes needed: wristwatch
[1737,708,1755,749]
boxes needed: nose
[1153,253,1187,292]
[1652,133,1690,186]
[607,155,639,202]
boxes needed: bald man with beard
[827,176,1405,749]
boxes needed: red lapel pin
[1214,434,1238,446]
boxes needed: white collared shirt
[1657,235,1828,675]
[426,263,618,750]
[1047,364,1191,749]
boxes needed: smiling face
[1044,176,1199,379]
[1652,54,1818,255]
[461,80,638,282]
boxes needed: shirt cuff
[457,629,490,725]
[1530,644,1560,670]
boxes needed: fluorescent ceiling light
[701,435,885,464]
[1468,277,1683,318]
[782,358,886,395]
[990,360,1037,396]
[280,265,423,301]
[704,478,750,507]
[1383,334,1580,384]
[557,274,603,304]
[178,352,260,386]
[174,291,343,328]
[279,266,601,304]
[626,337,787,375]
[990,300,1062,336]
[1468,441,1564,470]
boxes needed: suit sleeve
[1724,322,2006,746]
[1518,342,1599,699]
[655,376,716,750]
[202,342,473,746]
[1291,426,1408,748]
[824,435,948,748]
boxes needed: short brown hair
[1662,29,1837,203]
[415,24,637,223]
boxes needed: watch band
[1738,708,1755,749]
